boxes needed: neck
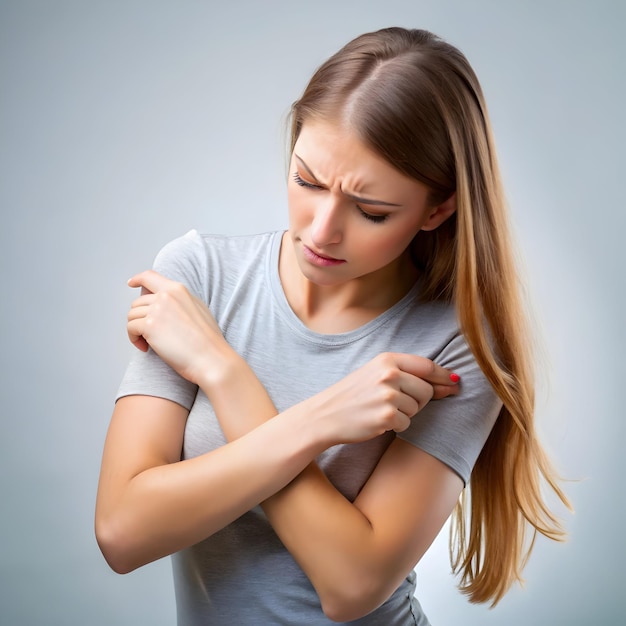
[278,233,418,333]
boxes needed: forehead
[293,120,429,198]
[294,122,391,176]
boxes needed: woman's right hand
[126,270,233,388]
[308,352,460,445]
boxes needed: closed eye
[292,172,389,224]
[292,172,321,190]
[358,209,388,223]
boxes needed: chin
[297,262,348,286]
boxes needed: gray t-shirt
[117,229,502,625]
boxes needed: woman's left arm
[214,365,463,623]
[264,445,462,622]
[129,270,464,622]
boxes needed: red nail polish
[450,373,460,383]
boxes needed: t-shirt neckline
[266,231,422,346]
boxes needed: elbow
[321,604,362,624]
[94,515,141,575]
[321,597,379,623]
[319,579,389,623]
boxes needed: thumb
[431,383,460,400]
[128,269,171,295]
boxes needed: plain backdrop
[1,1,624,624]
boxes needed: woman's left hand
[126,270,231,386]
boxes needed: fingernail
[449,373,461,383]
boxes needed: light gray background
[1,1,624,624]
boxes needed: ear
[420,193,457,231]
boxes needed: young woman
[96,27,570,625]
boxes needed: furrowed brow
[294,155,319,181]
[294,154,402,207]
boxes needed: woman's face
[287,119,449,290]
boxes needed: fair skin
[95,120,461,621]
[283,120,448,332]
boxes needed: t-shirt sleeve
[396,333,502,485]
[115,230,208,410]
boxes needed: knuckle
[424,382,435,400]
[144,315,155,330]
[408,398,420,416]
[158,291,172,304]
[422,359,436,376]
[379,368,396,384]
[377,363,400,384]
[170,281,187,296]
[380,388,397,404]
[394,416,410,433]
[375,352,394,367]
[381,406,397,422]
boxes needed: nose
[310,195,343,248]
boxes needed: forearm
[203,358,401,617]
[96,404,325,574]
[263,465,402,619]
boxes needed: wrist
[192,339,242,391]
[291,393,342,452]
[198,350,279,441]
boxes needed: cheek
[286,187,299,225]
[368,227,420,262]
[287,186,312,225]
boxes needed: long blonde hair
[289,27,571,605]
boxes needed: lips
[302,244,346,266]
[305,246,341,261]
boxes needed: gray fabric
[117,229,502,625]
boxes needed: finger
[127,304,150,322]
[432,383,461,400]
[131,336,150,352]
[129,293,156,309]
[393,353,461,387]
[396,393,420,419]
[398,372,435,414]
[391,410,411,433]
[127,319,149,352]
[128,270,176,294]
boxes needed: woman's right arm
[95,379,331,574]
[95,269,447,575]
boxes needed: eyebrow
[294,154,402,207]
